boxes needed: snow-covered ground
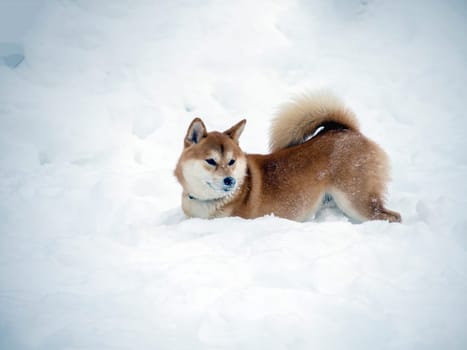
[1,1,466,349]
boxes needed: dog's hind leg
[330,189,401,223]
[363,195,401,223]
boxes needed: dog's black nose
[223,177,236,187]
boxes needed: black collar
[187,193,214,202]
[187,193,226,203]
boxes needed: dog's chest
[182,195,229,218]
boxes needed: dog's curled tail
[269,92,360,152]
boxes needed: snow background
[1,0,466,349]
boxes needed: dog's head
[175,118,248,200]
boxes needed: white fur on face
[181,157,247,200]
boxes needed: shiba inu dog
[174,92,401,222]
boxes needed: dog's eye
[228,159,236,166]
[205,158,217,166]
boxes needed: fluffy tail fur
[269,92,360,152]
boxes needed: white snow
[1,1,466,349]
[0,0,44,68]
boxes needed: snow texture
[0,1,466,349]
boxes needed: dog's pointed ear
[185,118,207,147]
[224,119,246,143]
